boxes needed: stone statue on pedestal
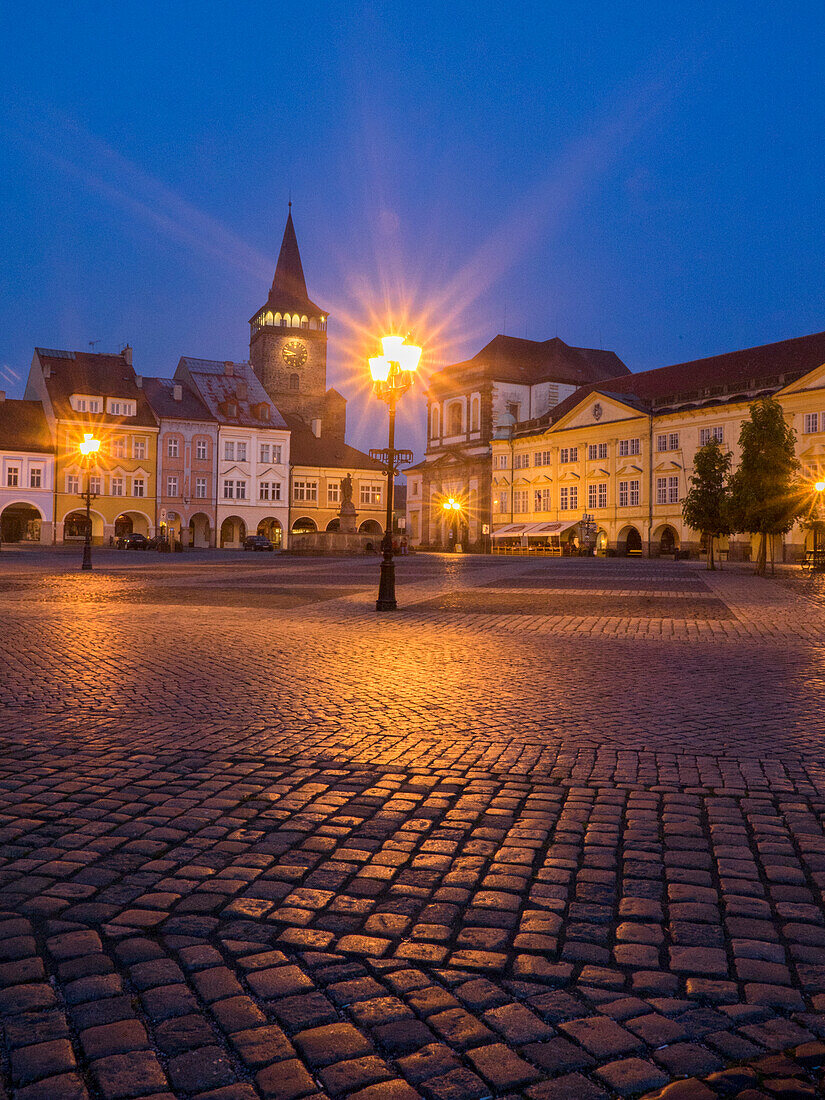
[338,473,357,533]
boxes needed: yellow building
[490,330,825,561]
[25,347,159,544]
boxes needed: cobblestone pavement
[1,550,824,1100]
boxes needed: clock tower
[249,205,329,421]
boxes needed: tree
[728,397,804,576]
[682,439,732,569]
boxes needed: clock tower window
[289,374,300,391]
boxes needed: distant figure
[341,473,353,505]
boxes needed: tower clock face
[282,339,308,367]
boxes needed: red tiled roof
[284,413,383,471]
[546,329,825,427]
[35,348,159,428]
[0,399,53,453]
[428,335,629,395]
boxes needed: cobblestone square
[1,550,825,1099]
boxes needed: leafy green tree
[728,397,804,575]
[681,439,732,569]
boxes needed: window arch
[273,312,282,326]
[448,403,463,436]
[289,373,300,391]
[471,397,480,431]
[431,405,440,439]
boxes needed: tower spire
[269,205,308,304]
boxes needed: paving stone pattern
[0,551,824,1099]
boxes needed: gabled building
[25,346,159,544]
[490,329,825,560]
[406,334,629,549]
[0,395,54,544]
[175,357,290,548]
[142,377,218,547]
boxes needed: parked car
[244,535,274,552]
[123,533,150,550]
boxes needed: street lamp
[78,433,101,571]
[368,334,421,611]
[442,497,462,551]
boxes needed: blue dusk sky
[1,1,824,460]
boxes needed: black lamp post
[79,433,100,570]
[368,335,420,611]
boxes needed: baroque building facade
[0,395,54,544]
[487,330,825,560]
[405,335,628,549]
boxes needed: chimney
[172,384,183,401]
[122,345,133,367]
[42,364,51,379]
[135,375,143,388]
[236,380,248,400]
[224,361,234,377]
[0,391,5,402]
[311,418,322,438]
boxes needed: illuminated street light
[78,433,101,571]
[442,497,463,551]
[816,481,825,493]
[368,334,420,610]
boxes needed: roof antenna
[89,340,100,350]
[503,299,507,336]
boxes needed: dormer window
[223,401,238,417]
[107,398,136,416]
[257,403,270,421]
[70,394,102,414]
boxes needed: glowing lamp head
[369,356,390,383]
[397,343,422,373]
[381,335,405,361]
[79,433,100,456]
[443,497,461,512]
[816,481,825,493]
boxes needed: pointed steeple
[263,205,324,316]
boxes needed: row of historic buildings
[406,329,825,560]
[0,211,388,548]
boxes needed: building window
[223,479,234,499]
[328,482,340,505]
[273,445,282,464]
[598,443,608,460]
[294,480,318,502]
[111,477,124,496]
[699,426,724,446]
[622,479,639,506]
[237,442,247,462]
[196,439,208,460]
[133,438,147,460]
[411,481,419,497]
[588,483,598,509]
[514,489,529,513]
[30,468,42,489]
[274,483,282,501]
[66,474,80,494]
[260,444,270,464]
[107,399,136,416]
[534,450,551,466]
[471,398,480,431]
[598,483,607,508]
[514,453,530,470]
[668,476,679,503]
[560,486,578,510]
[112,437,126,458]
[236,480,247,500]
[260,481,270,501]
[560,447,578,463]
[656,477,668,505]
[448,403,463,435]
[224,441,235,460]
[167,476,178,496]
[195,477,207,498]
[495,453,509,469]
[588,444,598,460]
[133,478,145,497]
[804,413,820,434]
[167,438,179,458]
[619,438,641,457]
[431,406,440,438]
[89,475,102,495]
[7,467,19,487]
[534,487,551,511]
[360,483,382,506]
[289,373,300,391]
[656,434,668,452]
[669,432,679,450]
[497,491,509,513]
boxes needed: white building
[0,395,55,544]
[176,358,290,548]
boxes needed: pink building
[142,377,218,547]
